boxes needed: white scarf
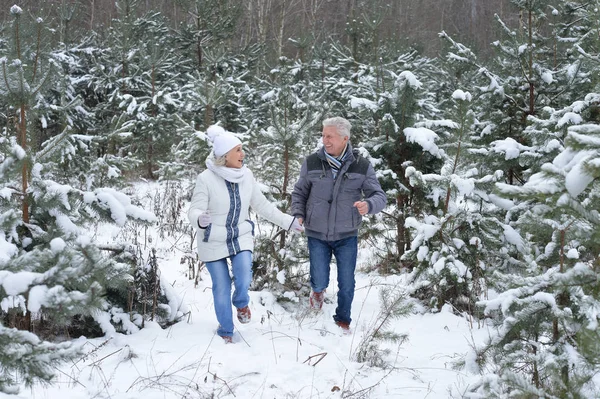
[206,157,249,183]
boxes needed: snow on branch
[404,127,444,158]
[83,188,156,226]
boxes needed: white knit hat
[206,125,242,157]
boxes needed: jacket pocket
[246,219,255,236]
[352,207,362,229]
[306,199,328,232]
[202,224,212,242]
[306,202,315,225]
[343,174,363,186]
[342,174,364,200]
[345,205,361,229]
[310,177,333,200]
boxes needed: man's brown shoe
[309,291,324,310]
[335,320,350,333]
[237,306,251,323]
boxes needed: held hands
[198,211,211,228]
[353,201,369,216]
[289,217,304,234]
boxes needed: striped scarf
[325,143,349,179]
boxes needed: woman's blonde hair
[213,153,227,166]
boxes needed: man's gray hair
[323,117,351,139]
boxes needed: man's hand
[353,201,369,216]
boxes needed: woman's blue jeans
[205,250,252,337]
[307,236,358,325]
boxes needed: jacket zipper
[230,183,238,254]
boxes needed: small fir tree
[247,57,323,293]
[0,7,176,392]
[463,119,600,398]
[89,3,186,179]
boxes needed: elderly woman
[188,125,303,343]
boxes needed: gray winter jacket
[291,143,386,242]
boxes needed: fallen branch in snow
[207,357,237,397]
[88,347,123,367]
[126,352,209,396]
[303,352,327,366]
[236,328,251,347]
[261,329,302,341]
[267,310,279,364]
[52,365,87,388]
[74,337,113,367]
[96,244,128,253]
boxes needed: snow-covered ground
[4,182,488,399]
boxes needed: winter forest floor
[4,181,491,399]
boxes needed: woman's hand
[289,218,304,233]
[198,212,211,228]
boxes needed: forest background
[2,0,600,398]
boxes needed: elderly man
[291,116,386,331]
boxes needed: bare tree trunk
[444,108,465,214]
[243,1,254,48]
[89,0,95,29]
[533,335,540,388]
[440,1,444,32]
[19,105,28,224]
[151,248,159,322]
[469,0,477,38]
[172,1,177,27]
[147,63,156,179]
[396,194,406,259]
[16,14,32,331]
[527,8,535,116]
[275,0,287,59]
[279,144,290,249]
[194,5,203,68]
[303,0,324,38]
[256,0,272,46]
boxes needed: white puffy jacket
[188,168,295,262]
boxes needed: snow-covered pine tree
[343,2,396,65]
[342,50,443,272]
[0,6,175,392]
[479,0,597,191]
[353,282,413,367]
[0,312,78,394]
[160,38,259,180]
[34,8,131,192]
[158,65,221,181]
[471,0,594,193]
[123,15,184,180]
[246,56,323,293]
[463,117,600,398]
[401,88,524,314]
[448,4,600,395]
[0,63,81,391]
[390,33,527,313]
[88,0,186,180]
[175,0,242,70]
